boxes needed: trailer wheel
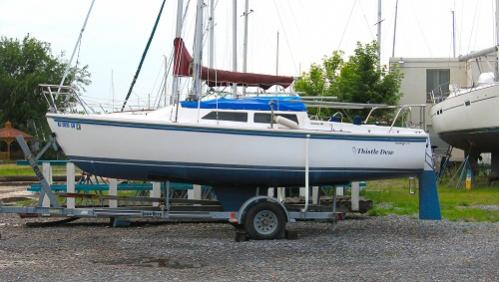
[243,202,286,240]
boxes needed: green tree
[0,35,91,133]
[295,41,402,121]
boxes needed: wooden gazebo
[0,121,32,160]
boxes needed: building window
[426,69,450,102]
[202,111,248,122]
[254,113,299,124]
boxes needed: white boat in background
[430,0,499,179]
[431,72,499,154]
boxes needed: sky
[1,0,497,109]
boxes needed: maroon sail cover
[173,37,294,90]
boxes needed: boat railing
[428,82,461,104]
[364,104,427,132]
[38,84,94,114]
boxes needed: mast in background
[452,10,456,58]
[110,69,115,111]
[392,0,398,57]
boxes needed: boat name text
[352,147,394,156]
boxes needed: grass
[2,162,497,222]
[0,163,69,177]
[363,178,499,222]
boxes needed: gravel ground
[0,214,497,281]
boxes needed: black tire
[243,202,286,240]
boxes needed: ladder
[438,145,453,182]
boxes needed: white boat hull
[47,113,428,187]
[431,83,499,152]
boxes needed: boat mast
[276,31,280,76]
[232,0,238,96]
[172,0,184,121]
[209,0,215,69]
[376,0,382,67]
[191,0,204,101]
[275,31,279,92]
[242,0,251,95]
[496,0,499,77]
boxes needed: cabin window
[202,111,248,122]
[254,113,299,124]
[426,69,450,102]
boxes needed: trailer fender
[237,196,290,224]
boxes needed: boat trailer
[0,136,346,241]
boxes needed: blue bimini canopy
[180,96,307,112]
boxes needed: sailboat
[431,1,499,179]
[44,0,438,219]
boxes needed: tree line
[294,41,403,121]
[0,35,90,136]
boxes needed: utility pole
[392,0,398,57]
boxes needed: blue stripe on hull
[50,116,427,142]
[71,156,422,187]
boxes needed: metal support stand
[15,136,60,208]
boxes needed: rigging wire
[121,0,167,112]
[409,1,432,56]
[337,0,358,50]
[358,0,376,41]
[466,0,480,53]
[148,59,166,106]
